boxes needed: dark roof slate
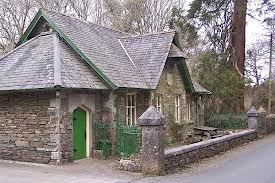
[192,80,211,94]
[0,33,107,91]
[168,44,185,58]
[119,31,175,89]
[46,11,148,89]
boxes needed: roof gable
[119,31,175,89]
[17,10,118,90]
[168,44,185,58]
[0,32,107,91]
[120,32,194,92]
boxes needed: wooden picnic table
[193,126,218,137]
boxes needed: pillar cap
[257,106,266,114]
[247,106,258,117]
[138,106,165,126]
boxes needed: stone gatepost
[258,106,267,134]
[138,106,165,175]
[247,107,259,130]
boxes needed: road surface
[135,134,275,183]
[0,134,274,183]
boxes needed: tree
[188,0,247,112]
[0,0,36,54]
[187,0,234,54]
[230,0,247,77]
[103,0,182,34]
[34,0,70,13]
[169,7,198,51]
[196,51,246,112]
[246,40,269,86]
[68,0,91,20]
[68,0,108,23]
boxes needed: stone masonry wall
[265,114,275,134]
[60,91,98,162]
[154,60,196,141]
[164,129,257,171]
[0,92,57,164]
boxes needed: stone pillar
[247,107,259,130]
[138,106,165,175]
[49,91,62,165]
[102,91,116,156]
[258,106,267,134]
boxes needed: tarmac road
[0,134,274,183]
[135,134,275,183]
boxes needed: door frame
[73,106,91,158]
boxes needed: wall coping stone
[165,129,256,158]
[247,107,258,117]
[266,114,275,118]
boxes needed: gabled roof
[168,44,185,58]
[192,80,211,94]
[0,32,107,91]
[15,9,197,92]
[119,31,175,89]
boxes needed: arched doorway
[73,107,87,160]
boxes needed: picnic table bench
[193,126,218,138]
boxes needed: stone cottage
[0,10,210,164]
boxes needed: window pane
[127,108,131,124]
[132,95,135,107]
[132,108,135,125]
[128,95,131,106]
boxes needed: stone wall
[60,91,100,162]
[164,129,257,171]
[154,59,196,142]
[0,92,57,164]
[154,59,188,121]
[265,114,275,134]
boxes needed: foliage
[166,112,183,143]
[196,51,246,112]
[187,0,234,54]
[204,112,248,129]
[169,7,198,47]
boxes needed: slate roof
[0,32,107,91]
[4,9,209,94]
[46,11,148,89]
[119,31,175,89]
[168,44,186,58]
[192,80,211,94]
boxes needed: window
[156,95,162,114]
[175,95,181,123]
[186,95,191,120]
[125,93,136,126]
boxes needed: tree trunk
[231,0,247,112]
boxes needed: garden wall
[265,114,275,134]
[164,129,257,171]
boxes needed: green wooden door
[73,108,86,160]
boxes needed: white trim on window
[175,95,181,123]
[156,95,162,114]
[125,93,137,126]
